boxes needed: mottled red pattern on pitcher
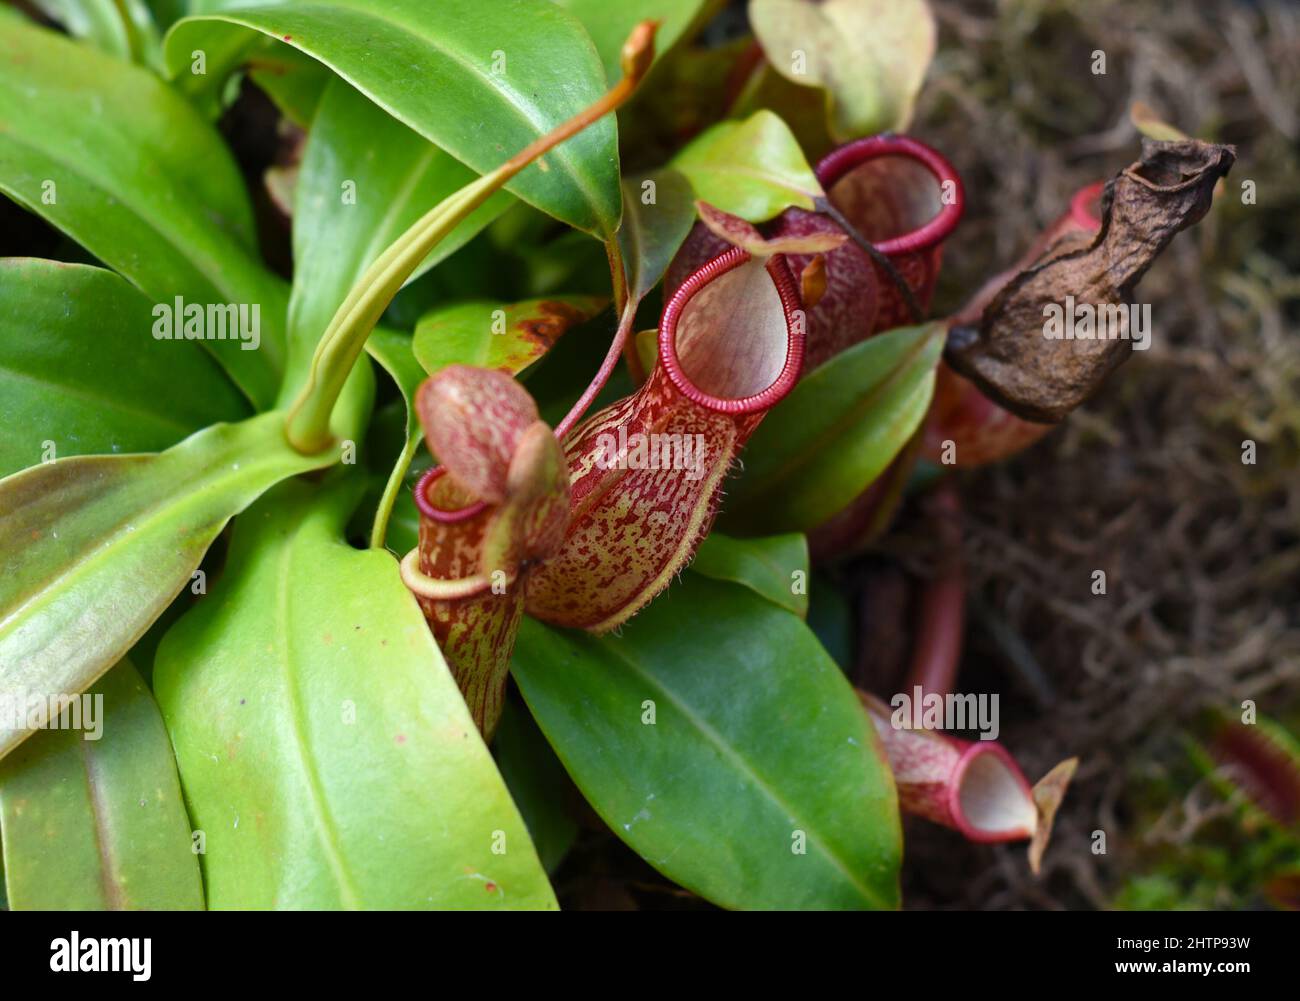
[667,134,963,373]
[409,368,569,739]
[416,475,524,738]
[859,692,1039,843]
[526,248,804,632]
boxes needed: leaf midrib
[275,530,364,909]
[79,728,126,910]
[359,144,440,278]
[0,430,303,635]
[592,635,888,908]
[0,365,216,437]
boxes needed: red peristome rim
[815,134,965,256]
[414,466,488,524]
[1070,181,1105,231]
[658,246,806,416]
[944,739,1036,844]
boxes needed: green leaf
[367,328,427,422]
[494,699,578,875]
[750,0,936,141]
[671,109,822,222]
[0,16,288,408]
[0,659,203,910]
[248,43,334,127]
[154,479,557,909]
[513,574,901,910]
[413,295,608,377]
[0,411,336,762]
[691,532,809,618]
[285,75,515,394]
[551,0,707,86]
[617,35,751,162]
[723,322,943,534]
[165,0,622,237]
[166,13,259,118]
[0,260,249,480]
[616,168,696,302]
[29,0,163,68]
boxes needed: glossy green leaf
[30,0,163,67]
[0,16,288,408]
[248,43,333,127]
[165,10,260,118]
[285,75,515,394]
[154,479,558,909]
[723,322,943,534]
[413,295,608,378]
[616,168,696,302]
[552,0,707,85]
[0,659,203,910]
[0,411,336,762]
[165,0,622,237]
[494,698,578,875]
[671,110,822,222]
[691,532,809,618]
[368,328,426,422]
[750,0,936,141]
[513,574,901,910]
[0,260,249,480]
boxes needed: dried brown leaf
[945,140,1235,422]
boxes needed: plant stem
[606,235,649,385]
[369,430,421,549]
[284,21,660,455]
[555,295,638,440]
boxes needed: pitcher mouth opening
[659,246,805,415]
[414,466,488,524]
[816,134,965,256]
[948,740,1038,842]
